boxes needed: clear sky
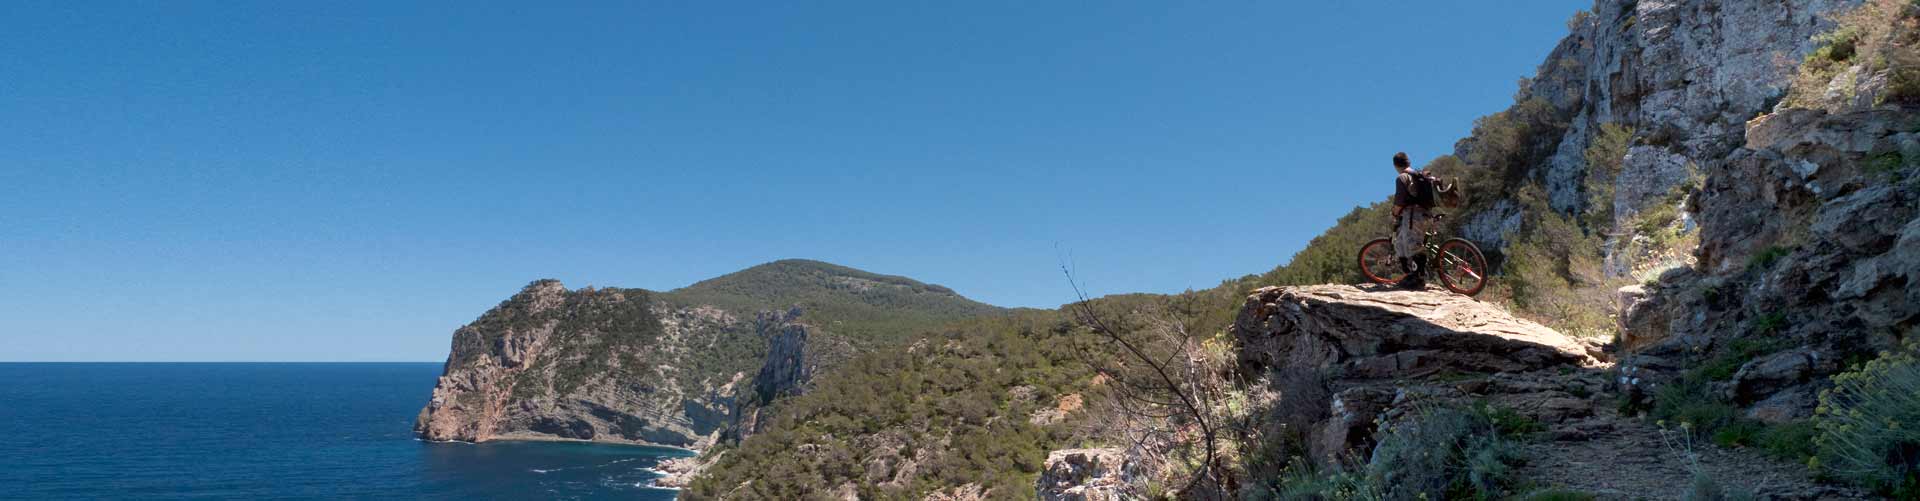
[3,1,1590,361]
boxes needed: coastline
[423,432,703,456]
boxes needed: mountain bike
[1357,213,1489,296]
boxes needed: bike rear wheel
[1436,238,1489,296]
[1357,238,1404,285]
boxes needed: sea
[0,363,688,500]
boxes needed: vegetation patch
[1253,404,1530,500]
[1868,151,1912,181]
[1581,123,1634,232]
[1814,338,1920,498]
[686,309,1101,499]
[1746,246,1792,272]
[1473,400,1545,437]
[1694,335,1793,382]
[1784,0,1920,108]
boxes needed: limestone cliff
[1453,0,1855,275]
[415,280,757,447]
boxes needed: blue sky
[2,1,1589,361]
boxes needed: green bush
[1368,406,1524,500]
[1712,420,1766,449]
[1652,379,1740,434]
[1814,339,1920,497]
[1867,151,1912,181]
[1581,123,1634,231]
[1472,400,1545,436]
[1500,183,1616,337]
[1752,312,1787,335]
[1268,457,1380,501]
[1694,335,1791,382]
[1746,246,1791,272]
[1705,419,1817,462]
[1757,420,1818,461]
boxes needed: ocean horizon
[0,362,688,500]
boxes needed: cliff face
[1620,50,1920,423]
[414,280,758,447]
[415,260,999,449]
[1456,0,1853,274]
[1412,0,1917,426]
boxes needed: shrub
[1268,457,1380,501]
[1867,151,1912,181]
[1707,419,1819,463]
[1814,338,1920,497]
[1472,400,1545,436]
[1752,312,1788,335]
[1757,420,1818,461]
[1581,123,1634,231]
[1652,379,1740,434]
[1694,336,1792,382]
[1712,420,1766,449]
[1746,246,1791,271]
[1501,183,1617,336]
[1369,406,1524,500]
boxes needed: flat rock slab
[1233,285,1600,379]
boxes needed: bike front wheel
[1436,238,1489,296]
[1357,238,1404,286]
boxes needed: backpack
[1408,170,1465,209]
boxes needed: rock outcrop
[1036,448,1144,501]
[1234,285,1602,379]
[1230,285,1610,465]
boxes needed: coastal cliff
[415,260,1000,449]
[414,280,757,447]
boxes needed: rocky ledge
[1232,284,1605,379]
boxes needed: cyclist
[1391,152,1431,290]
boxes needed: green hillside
[662,259,1008,347]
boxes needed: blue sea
[0,363,688,500]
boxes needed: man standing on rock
[1391,152,1430,290]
